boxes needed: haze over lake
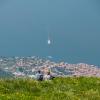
[0,0,100,66]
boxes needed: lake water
[0,0,100,66]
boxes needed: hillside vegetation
[0,77,100,100]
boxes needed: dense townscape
[0,56,100,78]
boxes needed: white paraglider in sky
[48,39,51,45]
[47,34,51,45]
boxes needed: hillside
[0,56,100,78]
[0,77,100,100]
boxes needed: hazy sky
[0,0,100,65]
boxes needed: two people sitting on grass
[36,70,55,81]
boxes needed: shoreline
[0,56,100,78]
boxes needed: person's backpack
[50,75,55,80]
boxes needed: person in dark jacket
[36,70,43,81]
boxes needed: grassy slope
[0,77,100,100]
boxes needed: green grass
[0,77,100,100]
